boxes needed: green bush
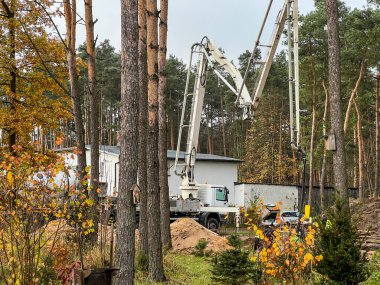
[193,238,209,257]
[211,249,256,285]
[38,256,61,285]
[368,251,380,274]
[314,198,368,285]
[136,251,149,271]
[360,251,380,285]
[227,234,243,249]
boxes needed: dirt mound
[170,218,232,254]
[43,219,76,242]
[351,198,380,250]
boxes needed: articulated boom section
[205,39,252,119]
[174,0,301,197]
[173,38,252,193]
[240,0,300,149]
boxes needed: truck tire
[207,217,219,232]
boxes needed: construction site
[0,0,380,284]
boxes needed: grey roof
[89,145,242,163]
[167,149,242,163]
[94,145,120,155]
[56,145,242,163]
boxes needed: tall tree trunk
[326,0,348,205]
[343,61,365,133]
[84,0,99,240]
[320,80,329,211]
[63,0,86,188]
[354,128,358,188]
[170,116,175,150]
[354,100,365,200]
[220,96,227,157]
[308,68,317,206]
[158,0,171,251]
[108,102,112,145]
[146,0,165,281]
[115,0,139,284]
[375,74,380,198]
[278,112,283,183]
[138,0,149,261]
[100,90,103,145]
[84,99,88,144]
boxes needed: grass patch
[360,251,380,285]
[136,253,212,285]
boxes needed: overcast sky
[69,0,368,62]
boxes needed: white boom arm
[205,39,252,119]
[174,38,252,188]
[174,0,301,194]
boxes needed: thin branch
[0,0,12,17]
[31,0,68,49]
[18,19,69,95]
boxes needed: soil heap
[351,198,380,251]
[170,218,232,254]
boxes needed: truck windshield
[215,188,228,201]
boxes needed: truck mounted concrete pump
[170,0,302,231]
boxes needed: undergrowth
[135,253,212,285]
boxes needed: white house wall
[84,149,239,199]
[234,183,298,211]
[167,160,239,205]
[86,150,119,195]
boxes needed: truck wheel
[207,218,219,232]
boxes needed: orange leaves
[6,171,14,187]
[303,252,314,264]
[0,146,96,283]
[315,254,323,262]
[247,213,322,283]
[55,136,65,146]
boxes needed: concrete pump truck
[169,0,303,232]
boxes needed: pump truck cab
[168,184,233,231]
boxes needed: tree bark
[158,0,171,251]
[320,80,329,211]
[343,61,365,133]
[115,0,139,284]
[138,0,149,261]
[354,100,365,199]
[84,0,99,240]
[63,0,87,188]
[146,0,165,281]
[308,67,316,207]
[220,96,227,157]
[170,116,175,150]
[326,0,348,205]
[375,74,380,198]
[354,128,358,188]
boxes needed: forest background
[27,1,380,199]
[0,1,380,196]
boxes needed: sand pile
[170,218,232,254]
[351,198,380,250]
[43,219,76,242]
